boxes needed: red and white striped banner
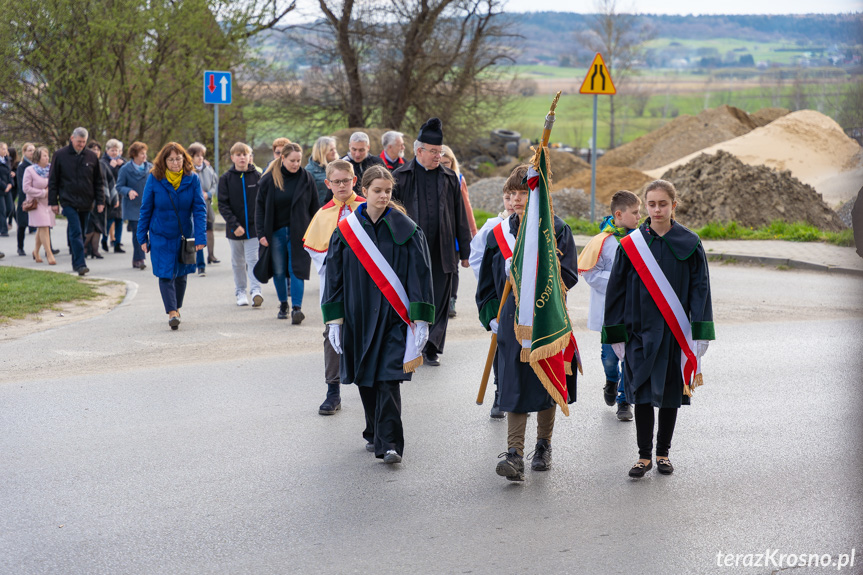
[338,211,422,371]
[620,229,701,390]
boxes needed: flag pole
[477,91,562,406]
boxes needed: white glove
[489,319,499,335]
[414,321,429,352]
[328,324,342,354]
[504,257,512,278]
[612,342,625,361]
[696,340,709,358]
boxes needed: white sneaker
[236,292,249,306]
[251,292,263,307]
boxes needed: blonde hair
[325,159,354,179]
[264,142,303,190]
[441,145,461,178]
[312,136,336,166]
[230,142,251,156]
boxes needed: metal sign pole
[214,104,219,177]
[590,94,597,223]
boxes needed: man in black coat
[0,142,12,237]
[393,118,472,365]
[342,131,384,196]
[48,127,105,275]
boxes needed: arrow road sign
[579,53,616,95]
[203,71,232,105]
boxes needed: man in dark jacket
[379,131,406,172]
[48,127,105,275]
[0,142,13,237]
[393,118,472,366]
[342,131,384,195]
[218,142,264,307]
[853,186,863,259]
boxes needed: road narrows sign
[579,53,616,96]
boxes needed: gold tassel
[692,373,704,388]
[564,362,572,376]
[683,384,692,398]
[403,356,424,373]
[520,347,531,362]
[528,333,570,363]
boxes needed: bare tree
[577,0,653,148]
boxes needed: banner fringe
[520,347,531,362]
[403,356,423,373]
[532,361,570,417]
[528,333,570,363]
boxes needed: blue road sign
[203,71,232,105]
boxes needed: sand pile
[599,105,757,171]
[554,166,654,205]
[750,107,791,127]
[551,188,601,220]
[548,150,590,179]
[661,150,845,232]
[648,110,863,206]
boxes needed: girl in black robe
[322,166,434,464]
[475,165,579,481]
[602,180,715,478]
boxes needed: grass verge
[0,267,103,322]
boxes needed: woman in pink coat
[23,147,56,264]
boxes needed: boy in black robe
[475,165,579,481]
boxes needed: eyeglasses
[420,147,443,157]
[166,156,184,164]
[329,178,353,186]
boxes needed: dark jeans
[16,195,28,250]
[271,226,303,306]
[358,381,404,458]
[128,220,145,262]
[0,192,9,234]
[196,247,205,270]
[635,405,678,460]
[158,275,188,314]
[61,205,89,270]
[105,217,123,245]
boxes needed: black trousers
[158,275,188,314]
[358,380,404,458]
[635,404,678,459]
[323,326,340,387]
[425,250,453,355]
[16,195,28,250]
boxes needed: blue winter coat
[116,161,152,221]
[137,173,207,279]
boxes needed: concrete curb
[706,252,863,277]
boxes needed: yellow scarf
[303,193,366,253]
[166,170,183,190]
[577,231,614,274]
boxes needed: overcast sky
[502,0,862,14]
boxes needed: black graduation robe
[602,219,715,409]
[322,204,435,387]
[475,213,579,414]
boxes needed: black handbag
[165,187,197,266]
[253,244,273,284]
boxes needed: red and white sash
[492,220,516,260]
[338,211,423,373]
[620,230,702,393]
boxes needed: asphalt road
[1,230,862,575]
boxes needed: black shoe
[529,439,552,471]
[208,256,220,264]
[277,301,289,320]
[383,450,402,464]
[365,442,375,453]
[0,252,4,259]
[616,402,633,421]
[17,248,26,256]
[93,252,103,259]
[318,394,341,415]
[114,246,126,254]
[603,380,618,406]
[424,351,440,366]
[168,315,181,330]
[52,248,60,255]
[656,457,674,475]
[101,239,109,252]
[490,389,505,419]
[448,296,457,318]
[77,266,89,276]
[629,460,653,478]
[496,448,525,481]
[197,267,206,277]
[291,306,305,325]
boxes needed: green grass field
[0,267,102,322]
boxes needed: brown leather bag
[22,198,38,211]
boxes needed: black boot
[101,238,109,252]
[530,439,552,471]
[318,384,341,415]
[495,448,525,482]
[603,380,618,406]
[277,301,289,319]
[291,306,305,325]
[490,387,505,419]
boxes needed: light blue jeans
[271,226,304,307]
[600,343,628,404]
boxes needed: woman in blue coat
[117,141,152,270]
[137,142,207,330]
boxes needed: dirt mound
[467,178,509,214]
[750,107,791,127]
[648,110,863,206]
[554,166,653,205]
[551,188,603,220]
[599,105,757,171]
[548,150,590,180]
[661,150,845,232]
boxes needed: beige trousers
[507,406,556,456]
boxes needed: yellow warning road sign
[579,53,616,95]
